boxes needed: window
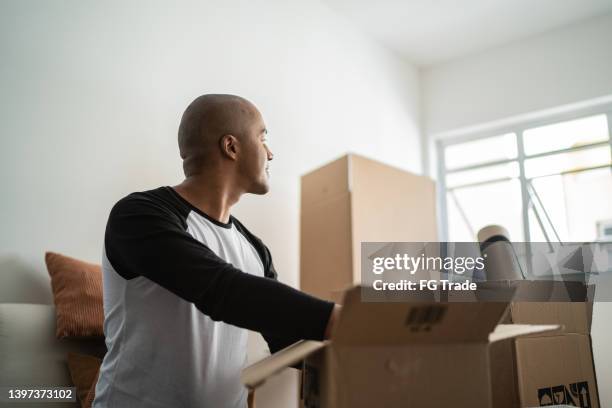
[438,111,612,244]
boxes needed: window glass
[529,168,612,242]
[446,162,519,188]
[523,114,609,156]
[527,175,569,242]
[447,179,523,241]
[442,113,612,243]
[524,146,611,178]
[445,133,516,170]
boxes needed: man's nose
[266,145,274,161]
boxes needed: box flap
[489,324,560,343]
[478,280,590,302]
[332,286,509,345]
[479,281,595,334]
[241,340,326,388]
[510,302,590,334]
[479,280,593,334]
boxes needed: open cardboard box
[242,286,558,408]
[485,280,599,408]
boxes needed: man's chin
[249,181,270,195]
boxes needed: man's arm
[257,246,304,354]
[104,194,334,341]
[257,245,339,354]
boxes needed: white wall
[422,14,612,405]
[0,0,421,406]
[422,12,612,138]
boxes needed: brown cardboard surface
[477,280,590,302]
[300,154,437,301]
[509,283,595,336]
[515,334,599,407]
[482,281,599,407]
[300,193,353,300]
[349,154,438,284]
[333,287,510,345]
[243,286,561,408]
[331,343,490,408]
[304,344,339,408]
[489,338,520,408]
[301,155,350,208]
[511,302,590,335]
[478,280,593,335]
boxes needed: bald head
[178,94,260,177]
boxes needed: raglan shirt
[92,186,334,408]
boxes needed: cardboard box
[300,154,437,301]
[242,287,558,408]
[513,335,597,407]
[485,281,600,407]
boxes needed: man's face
[238,106,274,195]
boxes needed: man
[93,94,340,408]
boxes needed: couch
[0,257,106,408]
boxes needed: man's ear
[220,134,239,160]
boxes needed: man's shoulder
[117,185,172,203]
[108,186,189,223]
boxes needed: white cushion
[0,303,106,407]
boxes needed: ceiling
[322,0,612,66]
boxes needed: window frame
[436,105,612,243]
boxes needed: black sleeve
[104,194,334,341]
[258,248,309,355]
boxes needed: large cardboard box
[486,281,600,407]
[242,287,558,408]
[300,154,437,301]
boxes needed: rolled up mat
[478,225,525,281]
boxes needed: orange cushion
[45,252,104,338]
[67,352,101,408]
[84,370,99,408]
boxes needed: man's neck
[173,175,242,224]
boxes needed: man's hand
[323,304,341,339]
